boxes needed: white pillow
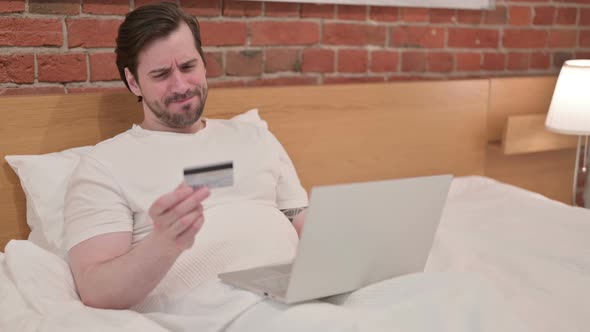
[6,146,92,257]
[231,108,267,129]
[5,109,266,257]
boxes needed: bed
[1,77,589,331]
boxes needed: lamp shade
[545,59,590,135]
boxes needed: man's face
[128,22,208,130]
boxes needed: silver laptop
[218,174,452,304]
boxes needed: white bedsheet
[1,176,589,332]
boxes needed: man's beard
[144,86,208,129]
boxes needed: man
[64,2,308,316]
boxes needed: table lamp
[545,59,590,206]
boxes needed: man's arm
[69,232,181,309]
[281,207,307,238]
[68,185,209,309]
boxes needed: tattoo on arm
[281,207,307,222]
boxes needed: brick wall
[0,0,588,95]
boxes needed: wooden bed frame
[0,76,570,251]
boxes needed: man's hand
[68,183,211,309]
[291,209,307,238]
[148,183,210,255]
[282,207,307,238]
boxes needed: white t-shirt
[64,119,308,308]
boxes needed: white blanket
[1,176,589,332]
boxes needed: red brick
[581,8,590,26]
[402,51,427,72]
[391,26,445,48]
[181,0,221,17]
[553,52,573,68]
[548,30,578,48]
[430,9,456,23]
[580,30,590,47]
[250,21,319,46]
[448,28,499,48]
[503,29,547,48]
[323,23,386,46]
[386,76,430,82]
[533,6,555,25]
[507,52,529,70]
[301,4,334,19]
[226,50,262,76]
[208,80,245,88]
[369,6,398,22]
[67,86,128,94]
[204,52,223,78]
[401,8,429,22]
[247,76,317,87]
[29,0,79,15]
[265,2,299,17]
[222,0,262,17]
[509,6,532,26]
[0,0,25,13]
[483,6,507,24]
[0,18,62,47]
[530,52,551,69]
[67,19,122,48]
[457,9,481,24]
[264,49,300,73]
[0,54,34,83]
[556,7,577,25]
[301,49,334,73]
[201,21,247,46]
[324,76,385,84]
[0,86,65,96]
[370,50,399,72]
[337,5,367,21]
[482,53,506,70]
[338,49,368,73]
[428,52,453,72]
[575,51,590,59]
[83,0,129,15]
[134,0,175,8]
[38,53,87,83]
[90,53,120,82]
[456,52,481,71]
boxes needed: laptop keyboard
[267,263,293,274]
[249,264,293,295]
[253,275,290,294]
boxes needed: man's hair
[115,2,206,101]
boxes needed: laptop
[218,174,452,304]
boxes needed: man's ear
[124,68,142,97]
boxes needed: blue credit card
[183,161,234,190]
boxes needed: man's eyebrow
[148,66,170,75]
[148,58,198,75]
[180,58,198,66]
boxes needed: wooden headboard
[0,77,569,251]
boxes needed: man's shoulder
[209,117,269,138]
[81,129,135,163]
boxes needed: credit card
[183,161,234,190]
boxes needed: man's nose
[169,69,189,93]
